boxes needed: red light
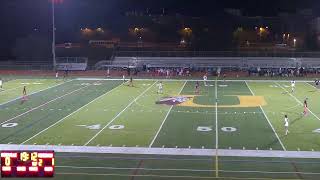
[17,166,27,172]
[44,166,54,172]
[1,151,54,177]
[28,166,38,172]
[38,153,54,158]
[1,152,17,158]
[2,166,11,172]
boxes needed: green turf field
[1,78,320,179]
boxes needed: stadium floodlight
[96,27,104,33]
[50,0,64,70]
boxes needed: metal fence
[0,60,53,70]
[56,57,88,64]
[115,51,320,58]
[0,57,89,71]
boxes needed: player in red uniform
[303,98,308,116]
[0,78,3,91]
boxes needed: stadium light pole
[52,1,56,70]
[51,0,63,70]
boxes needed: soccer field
[1,77,320,179]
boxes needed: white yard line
[215,79,219,178]
[260,107,286,151]
[55,171,320,179]
[57,165,214,172]
[0,79,47,93]
[0,85,25,93]
[305,81,317,89]
[55,172,317,179]
[219,170,320,175]
[0,80,71,107]
[215,79,218,150]
[84,81,158,146]
[0,82,87,126]
[21,82,125,145]
[55,165,320,175]
[55,172,217,179]
[275,82,320,122]
[149,81,187,148]
[76,78,316,83]
[245,81,286,151]
[305,81,320,92]
[2,144,320,158]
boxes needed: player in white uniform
[55,71,59,83]
[0,78,3,90]
[203,74,208,86]
[315,79,319,89]
[107,68,110,77]
[157,81,163,94]
[217,67,221,77]
[284,115,289,135]
[291,80,295,93]
[122,74,126,83]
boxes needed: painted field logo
[156,95,267,108]
[156,96,190,106]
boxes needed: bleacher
[97,56,301,69]
[56,57,88,71]
[89,51,320,70]
[114,50,320,58]
[56,45,115,69]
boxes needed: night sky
[0,0,318,58]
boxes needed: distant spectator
[107,68,110,78]
[217,67,221,77]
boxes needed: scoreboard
[1,151,54,178]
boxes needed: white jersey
[203,75,207,81]
[217,68,221,75]
[55,72,59,78]
[0,80,2,86]
[284,118,289,127]
[291,81,295,87]
[158,83,163,89]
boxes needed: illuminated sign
[1,151,54,178]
